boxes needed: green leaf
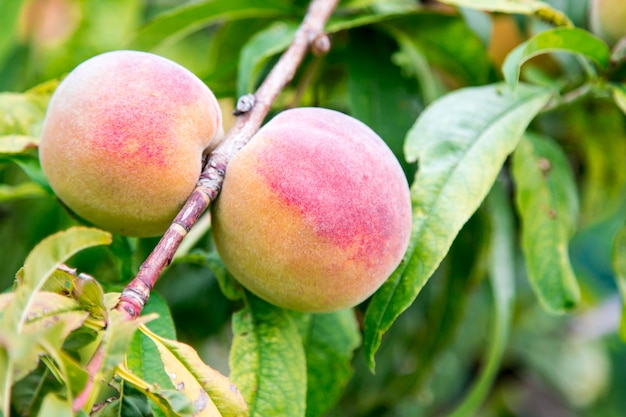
[230,293,306,417]
[502,28,610,90]
[614,223,626,339]
[326,2,418,33]
[448,182,515,416]
[237,22,298,97]
[0,183,46,202]
[36,393,73,417]
[90,383,154,417]
[130,0,290,51]
[439,0,573,27]
[512,133,581,313]
[74,310,147,414]
[9,154,53,194]
[292,310,361,417]
[116,363,195,417]
[381,13,491,88]
[363,83,552,370]
[138,323,248,417]
[206,251,244,301]
[346,28,422,176]
[41,268,108,325]
[0,92,50,137]
[0,0,22,69]
[13,228,111,331]
[572,101,626,222]
[612,84,626,116]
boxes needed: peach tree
[0,0,625,416]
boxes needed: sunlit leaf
[36,393,73,417]
[512,133,580,313]
[0,92,49,137]
[364,83,551,369]
[0,135,39,155]
[439,0,573,27]
[131,0,291,51]
[448,182,515,416]
[0,183,46,202]
[612,84,626,116]
[116,363,195,417]
[237,22,297,97]
[9,228,111,332]
[502,28,610,90]
[139,323,247,417]
[230,293,306,417]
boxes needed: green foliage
[2,0,626,416]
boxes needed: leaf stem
[115,0,339,319]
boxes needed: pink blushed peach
[211,107,412,312]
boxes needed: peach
[211,107,412,312]
[39,50,222,237]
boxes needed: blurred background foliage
[1,0,626,416]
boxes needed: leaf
[0,92,50,137]
[130,0,290,51]
[230,293,306,417]
[237,22,298,97]
[12,227,111,331]
[346,28,422,176]
[612,84,626,116]
[74,310,148,414]
[0,0,22,69]
[439,0,573,27]
[0,135,39,155]
[36,393,73,417]
[614,222,626,339]
[448,182,515,416]
[326,2,418,33]
[363,83,552,370]
[139,324,247,417]
[502,28,610,90]
[9,154,53,194]
[292,310,361,417]
[0,183,46,202]
[381,13,491,88]
[206,251,244,301]
[116,364,195,417]
[90,383,154,417]
[512,133,580,313]
[126,294,178,417]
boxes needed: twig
[115,0,339,319]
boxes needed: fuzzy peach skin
[211,107,412,312]
[39,50,222,237]
[590,0,626,46]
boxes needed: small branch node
[234,94,256,115]
[311,33,331,56]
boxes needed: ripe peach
[211,107,412,312]
[39,50,222,237]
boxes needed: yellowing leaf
[139,323,248,417]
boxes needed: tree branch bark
[115,0,340,319]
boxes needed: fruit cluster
[39,50,413,312]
